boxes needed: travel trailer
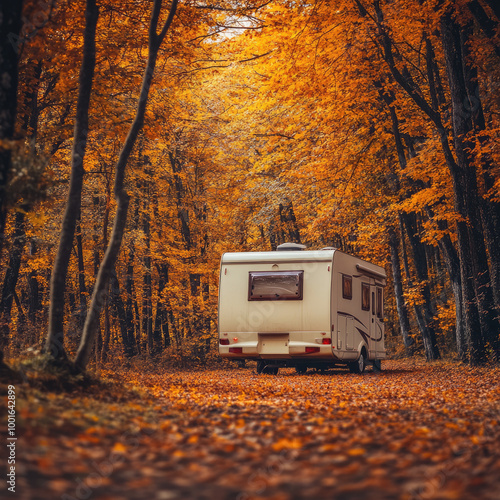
[218,243,387,374]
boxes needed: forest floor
[2,358,500,500]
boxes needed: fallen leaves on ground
[4,359,500,500]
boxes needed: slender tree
[0,1,23,373]
[74,0,179,372]
[44,0,99,362]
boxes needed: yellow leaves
[112,442,127,454]
[271,437,302,451]
[347,447,367,456]
[11,359,500,499]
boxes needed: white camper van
[218,243,387,374]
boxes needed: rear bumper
[219,341,336,360]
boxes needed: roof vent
[276,242,307,251]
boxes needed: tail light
[219,338,229,345]
[305,347,320,353]
[229,347,243,354]
[322,338,331,345]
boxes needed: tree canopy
[0,0,499,366]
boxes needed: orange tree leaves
[11,360,500,499]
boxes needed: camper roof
[221,249,336,264]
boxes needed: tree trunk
[45,0,98,362]
[74,0,179,372]
[75,212,87,332]
[28,239,41,327]
[153,263,169,352]
[370,1,499,363]
[142,203,153,354]
[400,212,440,360]
[0,1,23,260]
[110,268,135,357]
[0,210,26,350]
[375,81,439,360]
[388,226,413,354]
[125,245,137,356]
[0,2,23,369]
[440,12,500,362]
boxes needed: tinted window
[361,283,370,311]
[342,275,352,300]
[377,287,383,318]
[248,271,304,301]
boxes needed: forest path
[7,359,500,500]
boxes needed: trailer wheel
[349,351,366,374]
[372,359,382,372]
[295,365,307,374]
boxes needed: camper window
[342,275,352,300]
[248,271,304,301]
[361,283,370,311]
[377,287,383,318]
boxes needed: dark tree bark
[400,213,441,360]
[153,263,169,352]
[279,200,301,243]
[0,2,23,371]
[45,0,98,362]
[481,0,500,20]
[142,196,153,354]
[440,12,500,362]
[0,0,23,260]
[110,268,134,357]
[0,210,26,349]
[75,212,87,332]
[388,226,413,354]
[74,0,179,372]
[168,151,192,250]
[124,244,137,356]
[366,1,499,363]
[375,81,440,360]
[28,239,41,325]
[467,0,500,58]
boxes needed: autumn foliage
[1,1,500,368]
[2,2,500,499]
[9,360,500,499]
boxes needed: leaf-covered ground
[4,359,500,500]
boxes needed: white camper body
[218,247,387,374]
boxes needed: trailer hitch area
[256,360,282,375]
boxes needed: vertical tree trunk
[142,203,153,354]
[375,81,440,360]
[369,2,498,363]
[45,0,98,362]
[0,1,23,260]
[0,2,23,370]
[0,210,26,350]
[75,211,87,332]
[28,239,41,331]
[101,295,111,362]
[125,245,137,356]
[400,212,440,360]
[110,268,134,357]
[440,12,500,362]
[388,226,413,354]
[153,263,169,352]
[74,0,179,372]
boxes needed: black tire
[295,365,307,374]
[349,351,366,374]
[373,359,382,372]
